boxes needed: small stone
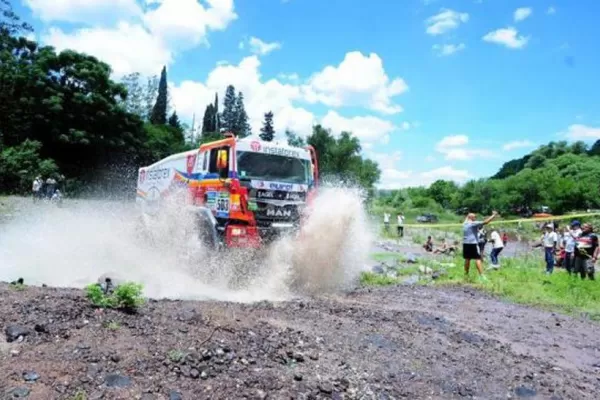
[34,324,48,334]
[5,326,30,343]
[169,390,183,400]
[200,371,208,380]
[319,383,333,394]
[104,373,132,388]
[515,386,537,397]
[190,369,200,379]
[7,387,31,398]
[294,374,303,381]
[22,371,39,382]
[110,354,121,363]
[10,349,20,356]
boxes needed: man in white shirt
[542,224,558,275]
[489,229,504,267]
[397,213,405,237]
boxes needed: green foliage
[259,111,275,141]
[85,282,145,310]
[307,125,381,190]
[168,349,187,363]
[233,91,251,138]
[285,129,305,147]
[0,140,59,193]
[221,85,237,132]
[1,0,33,35]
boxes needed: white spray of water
[0,185,374,302]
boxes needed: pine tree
[213,92,220,132]
[221,85,236,132]
[150,66,168,125]
[233,91,251,138]
[202,104,216,133]
[260,111,275,142]
[168,111,182,131]
[285,129,305,147]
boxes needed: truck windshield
[236,151,310,184]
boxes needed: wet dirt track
[1,283,599,400]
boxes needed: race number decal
[206,191,230,218]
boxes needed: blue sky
[13,0,600,188]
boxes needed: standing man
[563,220,582,275]
[32,176,42,202]
[397,213,405,238]
[542,224,558,275]
[573,223,598,280]
[383,212,390,233]
[463,211,498,282]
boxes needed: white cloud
[171,56,315,138]
[302,51,409,115]
[143,0,237,48]
[563,124,600,140]
[43,22,172,77]
[483,27,530,49]
[503,140,534,151]
[378,166,471,189]
[242,36,282,56]
[433,43,466,56]
[547,6,556,15]
[514,7,532,22]
[321,111,397,144]
[436,134,469,148]
[425,9,469,36]
[435,135,494,160]
[24,0,141,23]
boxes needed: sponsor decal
[250,141,261,151]
[269,182,293,191]
[147,168,170,181]
[186,153,197,175]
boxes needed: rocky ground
[2,282,600,400]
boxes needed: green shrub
[85,282,145,310]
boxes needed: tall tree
[202,104,216,134]
[221,85,237,132]
[143,75,159,122]
[1,0,33,36]
[260,111,275,141]
[213,92,220,132]
[150,66,168,125]
[120,73,145,118]
[285,129,305,147]
[233,91,251,137]
[168,111,182,131]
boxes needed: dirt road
[2,283,599,400]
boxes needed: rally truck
[135,133,319,250]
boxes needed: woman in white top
[489,229,504,266]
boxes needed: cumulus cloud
[425,9,469,36]
[435,135,494,161]
[302,51,409,115]
[563,124,600,140]
[377,166,471,189]
[321,111,397,143]
[241,36,282,56]
[514,7,532,22]
[483,27,530,49]
[37,0,238,77]
[43,22,172,77]
[432,43,466,56]
[503,140,534,151]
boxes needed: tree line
[376,140,600,215]
[0,2,381,196]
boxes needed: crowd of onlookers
[31,176,63,204]
[382,211,597,282]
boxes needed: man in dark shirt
[573,223,598,280]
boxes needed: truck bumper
[225,225,262,248]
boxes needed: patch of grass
[85,282,145,310]
[103,321,120,330]
[71,391,87,400]
[168,349,186,363]
[434,255,600,318]
[360,272,399,286]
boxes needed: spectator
[397,213,405,238]
[573,223,597,280]
[423,236,433,252]
[563,220,582,275]
[383,212,390,233]
[489,229,504,267]
[477,227,487,257]
[541,224,558,275]
[463,211,498,282]
[32,176,42,202]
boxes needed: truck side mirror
[216,150,228,170]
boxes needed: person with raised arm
[462,211,498,282]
